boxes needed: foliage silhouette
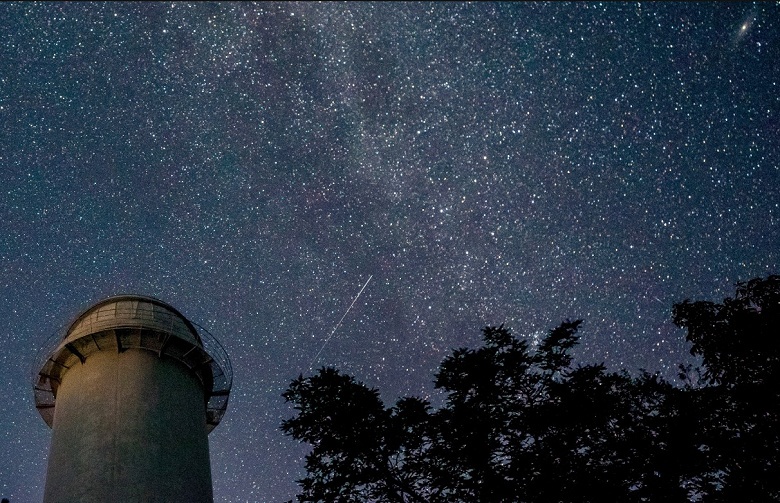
[673,275,780,501]
[283,275,780,502]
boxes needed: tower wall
[43,349,213,503]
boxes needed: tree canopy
[283,275,780,502]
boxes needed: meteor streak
[308,275,373,371]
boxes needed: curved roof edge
[64,294,201,342]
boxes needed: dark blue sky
[1,3,777,501]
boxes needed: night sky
[1,3,778,502]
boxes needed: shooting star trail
[308,275,373,371]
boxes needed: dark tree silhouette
[283,276,780,502]
[673,275,780,501]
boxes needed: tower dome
[34,295,232,432]
[33,295,232,503]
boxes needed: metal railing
[32,299,233,433]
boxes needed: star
[0,3,777,501]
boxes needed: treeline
[282,276,780,502]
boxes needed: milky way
[1,3,777,501]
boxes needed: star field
[1,3,778,502]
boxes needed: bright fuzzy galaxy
[0,3,777,502]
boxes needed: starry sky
[0,2,778,502]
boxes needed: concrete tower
[33,295,232,503]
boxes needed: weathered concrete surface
[43,349,213,503]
